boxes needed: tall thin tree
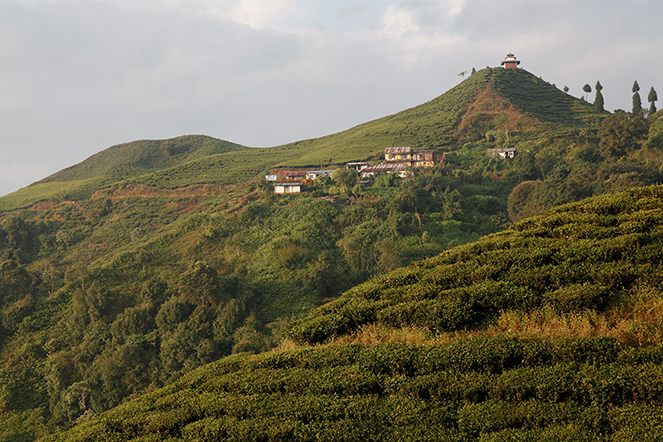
[594,81,604,113]
[649,86,658,115]
[632,81,642,115]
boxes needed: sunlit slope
[271,67,597,168]
[44,337,663,442]
[287,184,663,344]
[42,185,663,442]
[1,67,596,211]
[0,135,248,210]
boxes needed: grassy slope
[0,136,247,210]
[1,68,596,211]
[42,185,663,442]
[287,185,663,345]
[488,67,598,125]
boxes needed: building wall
[386,154,411,162]
[274,185,301,194]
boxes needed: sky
[1,0,661,197]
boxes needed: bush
[286,314,352,344]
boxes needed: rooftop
[384,147,412,155]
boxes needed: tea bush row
[288,187,663,343]
[50,355,663,441]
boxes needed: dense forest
[0,67,661,440]
[41,186,663,442]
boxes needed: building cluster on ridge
[270,53,521,194]
[270,147,438,194]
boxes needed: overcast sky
[1,0,661,197]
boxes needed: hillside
[287,185,663,345]
[0,67,597,211]
[0,136,248,210]
[42,185,663,441]
[0,65,661,441]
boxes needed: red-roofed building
[384,147,436,168]
[411,149,437,167]
[501,53,521,69]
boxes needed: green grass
[0,180,93,211]
[489,68,598,124]
[0,136,249,210]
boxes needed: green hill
[0,67,597,211]
[42,185,663,442]
[0,65,660,441]
[0,136,248,210]
[286,185,663,345]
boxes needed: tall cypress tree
[594,81,604,113]
[649,86,658,115]
[632,81,642,115]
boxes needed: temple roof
[501,53,521,65]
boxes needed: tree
[598,111,649,157]
[594,81,604,113]
[178,261,222,307]
[331,168,358,191]
[511,150,538,180]
[649,86,658,115]
[583,84,592,101]
[632,81,642,115]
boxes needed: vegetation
[649,86,658,115]
[633,81,642,115]
[0,65,660,440]
[1,67,596,211]
[595,81,605,113]
[43,185,663,442]
[287,185,663,344]
[583,83,592,101]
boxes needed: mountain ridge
[0,67,597,211]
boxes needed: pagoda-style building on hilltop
[501,53,521,69]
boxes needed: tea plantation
[41,185,663,441]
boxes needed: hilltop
[0,67,597,211]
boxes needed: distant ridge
[39,135,247,183]
[0,67,598,210]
